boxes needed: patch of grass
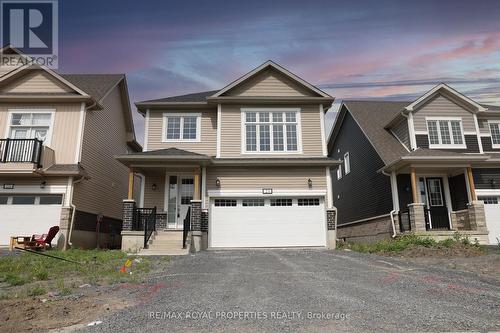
[337,233,482,254]
[27,286,46,297]
[4,273,26,286]
[0,249,160,299]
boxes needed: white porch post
[442,175,454,229]
[390,171,400,211]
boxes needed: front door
[425,177,450,230]
[166,175,194,229]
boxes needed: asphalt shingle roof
[130,147,210,157]
[61,74,124,102]
[139,90,219,103]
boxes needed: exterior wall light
[216,178,221,187]
[308,178,313,188]
[152,183,157,191]
[40,180,47,189]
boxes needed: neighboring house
[0,46,140,249]
[328,83,500,245]
[116,61,339,252]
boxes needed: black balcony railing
[0,138,43,168]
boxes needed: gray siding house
[329,84,500,245]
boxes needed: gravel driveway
[78,249,500,333]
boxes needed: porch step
[137,231,188,256]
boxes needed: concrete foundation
[121,230,144,253]
[337,214,393,243]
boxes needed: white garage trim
[0,185,67,194]
[208,189,326,197]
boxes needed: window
[298,198,320,206]
[426,118,465,148]
[9,111,53,144]
[0,194,63,205]
[12,196,36,205]
[242,199,265,207]
[39,195,63,205]
[163,113,201,141]
[270,198,293,206]
[244,110,299,153]
[180,178,194,205]
[479,196,499,204]
[214,199,237,207]
[344,152,350,174]
[336,165,342,180]
[489,122,500,147]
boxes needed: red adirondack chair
[31,226,60,250]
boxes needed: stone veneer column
[190,200,203,252]
[326,209,336,249]
[408,203,426,232]
[468,200,488,232]
[122,199,136,231]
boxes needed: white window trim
[425,116,466,149]
[240,108,303,154]
[488,120,500,149]
[344,152,350,174]
[162,112,201,142]
[5,109,56,146]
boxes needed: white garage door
[480,196,500,245]
[0,194,63,245]
[210,197,326,248]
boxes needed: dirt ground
[0,280,166,332]
[385,245,500,282]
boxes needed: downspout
[381,169,397,238]
[67,176,84,248]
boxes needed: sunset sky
[57,0,500,142]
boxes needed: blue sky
[57,0,500,141]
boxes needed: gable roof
[139,90,218,104]
[211,60,332,98]
[128,147,210,157]
[405,83,487,113]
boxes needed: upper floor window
[8,111,53,144]
[243,109,300,153]
[163,113,201,142]
[426,118,465,148]
[344,152,350,174]
[488,121,500,147]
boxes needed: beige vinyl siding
[391,118,410,148]
[413,95,476,132]
[72,85,130,220]
[225,69,315,97]
[2,70,73,93]
[0,176,68,186]
[206,166,326,191]
[147,109,217,155]
[143,174,165,211]
[0,103,81,164]
[0,55,24,77]
[220,104,323,157]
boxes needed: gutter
[67,175,84,249]
[381,169,397,238]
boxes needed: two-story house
[117,61,340,253]
[0,46,140,249]
[329,84,500,245]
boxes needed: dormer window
[426,117,466,149]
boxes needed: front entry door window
[425,177,450,230]
[166,175,195,229]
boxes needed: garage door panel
[0,206,62,245]
[483,204,500,245]
[210,198,326,248]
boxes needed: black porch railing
[143,207,156,249]
[0,138,43,167]
[398,209,411,232]
[183,206,191,249]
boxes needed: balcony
[0,138,44,168]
